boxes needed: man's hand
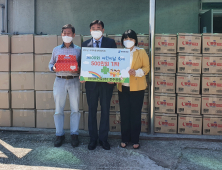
[53,64,57,72]
[128,69,136,76]
[107,82,114,84]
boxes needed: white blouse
[122,46,145,87]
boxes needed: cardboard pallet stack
[0,35,11,127]
[154,34,177,134]
[176,33,203,135]
[34,35,57,129]
[202,33,222,135]
[10,34,35,128]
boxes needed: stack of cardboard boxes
[0,34,149,133]
[11,34,35,128]
[176,33,203,135]
[0,35,11,127]
[154,34,177,134]
[202,33,222,135]
[34,35,57,128]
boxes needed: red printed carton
[177,33,201,54]
[202,74,222,95]
[202,33,222,54]
[203,115,222,135]
[178,114,202,135]
[202,95,222,115]
[155,113,177,134]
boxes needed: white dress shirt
[122,46,145,87]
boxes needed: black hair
[62,24,75,34]
[121,29,138,46]
[90,20,104,29]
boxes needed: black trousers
[86,82,114,142]
[118,86,145,144]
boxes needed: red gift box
[56,55,78,71]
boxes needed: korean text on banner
[80,47,130,83]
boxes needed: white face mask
[91,30,103,39]
[62,36,73,43]
[124,40,135,49]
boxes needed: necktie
[96,41,100,48]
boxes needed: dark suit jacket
[81,36,117,90]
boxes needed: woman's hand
[128,69,136,76]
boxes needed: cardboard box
[109,112,121,132]
[107,35,122,48]
[11,34,33,53]
[155,34,177,53]
[12,109,35,127]
[64,92,83,111]
[177,94,201,115]
[36,110,55,128]
[202,74,222,95]
[11,72,34,90]
[58,35,82,47]
[34,35,57,54]
[0,35,10,53]
[0,91,10,108]
[35,72,56,90]
[154,93,176,113]
[83,35,92,42]
[110,93,119,111]
[176,74,200,94]
[0,53,10,71]
[11,90,34,109]
[155,54,176,73]
[0,72,10,90]
[177,33,201,53]
[11,54,33,71]
[0,110,11,127]
[79,111,84,130]
[202,33,222,54]
[203,115,222,135]
[83,93,101,111]
[141,113,149,132]
[137,34,149,53]
[109,112,149,132]
[142,93,149,112]
[154,73,175,93]
[82,83,86,92]
[36,110,84,129]
[84,111,101,130]
[178,114,202,135]
[202,54,222,74]
[177,53,202,74]
[202,95,222,115]
[35,54,52,72]
[36,91,54,109]
[145,76,149,92]
[154,113,177,134]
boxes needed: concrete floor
[0,129,222,170]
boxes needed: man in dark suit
[81,20,117,150]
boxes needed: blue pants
[53,77,80,136]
